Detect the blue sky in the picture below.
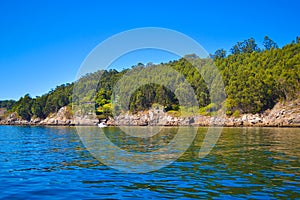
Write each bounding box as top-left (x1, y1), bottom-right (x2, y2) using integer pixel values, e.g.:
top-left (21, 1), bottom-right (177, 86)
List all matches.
top-left (0, 0), bottom-right (299, 100)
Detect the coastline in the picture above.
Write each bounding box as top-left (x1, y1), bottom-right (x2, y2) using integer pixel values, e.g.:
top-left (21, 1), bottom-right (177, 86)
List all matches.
top-left (1, 100), bottom-right (299, 128)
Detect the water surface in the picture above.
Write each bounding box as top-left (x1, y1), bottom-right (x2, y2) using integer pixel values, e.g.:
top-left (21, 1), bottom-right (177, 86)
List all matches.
top-left (0, 126), bottom-right (299, 199)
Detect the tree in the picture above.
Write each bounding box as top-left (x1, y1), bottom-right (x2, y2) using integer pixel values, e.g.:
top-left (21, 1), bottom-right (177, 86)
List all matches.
top-left (0, 100), bottom-right (15, 109)
top-left (230, 38), bottom-right (260, 54)
top-left (12, 94), bottom-right (33, 121)
top-left (31, 95), bottom-right (48, 118)
top-left (213, 49), bottom-right (227, 59)
top-left (230, 42), bottom-right (241, 54)
top-left (263, 36), bottom-right (278, 50)
top-left (5, 36), bottom-right (300, 120)
top-left (242, 38), bottom-right (260, 53)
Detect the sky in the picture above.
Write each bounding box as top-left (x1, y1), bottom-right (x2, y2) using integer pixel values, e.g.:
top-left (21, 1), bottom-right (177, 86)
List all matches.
top-left (0, 0), bottom-right (299, 100)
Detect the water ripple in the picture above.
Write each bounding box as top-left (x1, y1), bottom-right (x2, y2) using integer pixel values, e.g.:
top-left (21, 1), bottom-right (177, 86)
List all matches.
top-left (0, 126), bottom-right (299, 199)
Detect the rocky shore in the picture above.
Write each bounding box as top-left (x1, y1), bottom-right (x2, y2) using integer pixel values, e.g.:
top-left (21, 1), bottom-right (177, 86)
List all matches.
top-left (107, 100), bottom-right (300, 127)
top-left (1, 100), bottom-right (300, 127)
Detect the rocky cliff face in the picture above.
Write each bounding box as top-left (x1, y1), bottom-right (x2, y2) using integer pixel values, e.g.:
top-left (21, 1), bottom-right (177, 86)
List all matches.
top-left (38, 106), bottom-right (74, 125)
top-left (1, 100), bottom-right (299, 127)
top-left (235, 100), bottom-right (300, 127)
top-left (107, 100), bottom-right (300, 127)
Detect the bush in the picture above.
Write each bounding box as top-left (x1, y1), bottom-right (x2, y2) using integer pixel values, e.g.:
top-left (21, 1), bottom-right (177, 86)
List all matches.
top-left (199, 103), bottom-right (218, 115)
top-left (232, 110), bottom-right (240, 117)
top-left (167, 110), bottom-right (181, 117)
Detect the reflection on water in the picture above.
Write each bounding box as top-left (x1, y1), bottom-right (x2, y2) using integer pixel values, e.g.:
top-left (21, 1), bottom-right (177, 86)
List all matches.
top-left (77, 126), bottom-right (200, 173)
top-left (0, 126), bottom-right (299, 199)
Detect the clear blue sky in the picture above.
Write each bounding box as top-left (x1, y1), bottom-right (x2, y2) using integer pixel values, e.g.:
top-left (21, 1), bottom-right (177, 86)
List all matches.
top-left (0, 0), bottom-right (299, 100)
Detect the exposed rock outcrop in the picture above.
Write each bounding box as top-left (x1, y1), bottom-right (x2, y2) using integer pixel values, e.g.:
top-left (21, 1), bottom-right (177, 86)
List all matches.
top-left (39, 107), bottom-right (74, 125)
top-left (0, 106), bottom-right (98, 126)
top-left (0, 100), bottom-right (299, 127)
top-left (107, 100), bottom-right (300, 127)
top-left (0, 112), bottom-right (29, 125)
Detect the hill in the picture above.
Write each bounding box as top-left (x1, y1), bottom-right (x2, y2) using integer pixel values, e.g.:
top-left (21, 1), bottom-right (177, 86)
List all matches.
top-left (1, 36), bottom-right (299, 124)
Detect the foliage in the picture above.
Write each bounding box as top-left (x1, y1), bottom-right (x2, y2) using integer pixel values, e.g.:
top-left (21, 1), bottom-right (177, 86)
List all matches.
top-left (217, 37), bottom-right (300, 114)
top-left (213, 49), bottom-right (227, 59)
top-left (0, 100), bottom-right (15, 110)
top-left (263, 36), bottom-right (278, 50)
top-left (199, 103), bottom-right (218, 116)
top-left (6, 36), bottom-right (300, 120)
top-left (11, 84), bottom-right (73, 121)
top-left (232, 110), bottom-right (241, 118)
top-left (167, 110), bottom-right (181, 117)
top-left (230, 38), bottom-right (260, 54)
top-left (11, 94), bottom-right (33, 121)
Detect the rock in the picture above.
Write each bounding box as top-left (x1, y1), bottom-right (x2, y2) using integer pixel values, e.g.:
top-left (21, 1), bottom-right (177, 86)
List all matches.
top-left (33, 117), bottom-right (41, 123)
top-left (249, 117), bottom-right (262, 124)
top-left (241, 115), bottom-right (248, 122)
top-left (1, 99), bottom-right (300, 127)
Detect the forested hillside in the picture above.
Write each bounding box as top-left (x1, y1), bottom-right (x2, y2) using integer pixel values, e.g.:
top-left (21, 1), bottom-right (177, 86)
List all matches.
top-left (216, 37), bottom-right (300, 115)
top-left (4, 36), bottom-right (299, 121)
top-left (0, 100), bottom-right (15, 110)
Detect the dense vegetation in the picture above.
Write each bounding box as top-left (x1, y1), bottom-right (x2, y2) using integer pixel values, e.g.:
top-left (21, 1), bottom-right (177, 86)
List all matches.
top-left (217, 37), bottom-right (300, 115)
top-left (4, 36), bottom-right (300, 120)
top-left (10, 84), bottom-right (73, 120)
top-left (0, 100), bottom-right (15, 110)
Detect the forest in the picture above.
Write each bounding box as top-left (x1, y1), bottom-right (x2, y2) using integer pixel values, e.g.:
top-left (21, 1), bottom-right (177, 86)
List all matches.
top-left (2, 36), bottom-right (299, 120)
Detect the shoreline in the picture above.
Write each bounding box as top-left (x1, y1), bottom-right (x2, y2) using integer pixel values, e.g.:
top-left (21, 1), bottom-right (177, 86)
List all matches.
top-left (1, 123), bottom-right (300, 128)
top-left (1, 100), bottom-right (299, 128)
